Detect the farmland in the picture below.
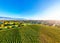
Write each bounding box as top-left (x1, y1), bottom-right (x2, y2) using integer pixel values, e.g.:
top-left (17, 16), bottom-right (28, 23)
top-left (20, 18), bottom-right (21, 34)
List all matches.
top-left (0, 20), bottom-right (60, 43)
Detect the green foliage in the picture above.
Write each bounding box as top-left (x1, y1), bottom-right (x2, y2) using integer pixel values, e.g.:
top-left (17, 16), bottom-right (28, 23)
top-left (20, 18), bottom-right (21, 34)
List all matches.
top-left (0, 29), bottom-right (21, 43)
top-left (0, 25), bottom-right (40, 43)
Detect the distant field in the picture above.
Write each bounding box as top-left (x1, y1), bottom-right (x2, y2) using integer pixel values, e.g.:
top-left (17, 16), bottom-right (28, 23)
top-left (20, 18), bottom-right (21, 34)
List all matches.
top-left (0, 24), bottom-right (60, 43)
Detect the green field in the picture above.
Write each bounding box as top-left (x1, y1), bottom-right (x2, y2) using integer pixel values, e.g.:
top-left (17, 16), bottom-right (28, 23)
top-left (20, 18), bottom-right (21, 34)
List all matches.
top-left (0, 24), bottom-right (40, 43)
top-left (0, 24), bottom-right (60, 43)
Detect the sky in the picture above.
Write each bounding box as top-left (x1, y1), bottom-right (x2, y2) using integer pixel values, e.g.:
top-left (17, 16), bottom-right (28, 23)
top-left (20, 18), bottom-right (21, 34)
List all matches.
top-left (0, 0), bottom-right (60, 20)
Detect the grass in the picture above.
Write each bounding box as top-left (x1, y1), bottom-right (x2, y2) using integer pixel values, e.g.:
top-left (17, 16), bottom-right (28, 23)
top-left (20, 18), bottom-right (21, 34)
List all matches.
top-left (40, 24), bottom-right (60, 43)
top-left (0, 24), bottom-right (40, 43)
top-left (0, 24), bottom-right (60, 43)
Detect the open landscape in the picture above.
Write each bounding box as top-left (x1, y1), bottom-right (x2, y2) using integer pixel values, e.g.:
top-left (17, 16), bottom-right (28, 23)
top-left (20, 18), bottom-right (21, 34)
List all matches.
top-left (0, 20), bottom-right (40, 43)
top-left (0, 20), bottom-right (60, 43)
top-left (0, 0), bottom-right (60, 43)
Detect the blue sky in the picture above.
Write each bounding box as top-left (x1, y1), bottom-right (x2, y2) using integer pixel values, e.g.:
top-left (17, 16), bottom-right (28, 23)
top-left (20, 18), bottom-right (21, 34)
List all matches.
top-left (0, 0), bottom-right (60, 20)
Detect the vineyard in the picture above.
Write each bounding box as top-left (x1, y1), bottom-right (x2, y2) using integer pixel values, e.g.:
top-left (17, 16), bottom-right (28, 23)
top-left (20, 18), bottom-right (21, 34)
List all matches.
top-left (0, 21), bottom-right (60, 43)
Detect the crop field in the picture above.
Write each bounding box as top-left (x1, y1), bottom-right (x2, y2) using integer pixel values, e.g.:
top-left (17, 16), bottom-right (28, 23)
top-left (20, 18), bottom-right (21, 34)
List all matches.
top-left (0, 21), bottom-right (60, 43)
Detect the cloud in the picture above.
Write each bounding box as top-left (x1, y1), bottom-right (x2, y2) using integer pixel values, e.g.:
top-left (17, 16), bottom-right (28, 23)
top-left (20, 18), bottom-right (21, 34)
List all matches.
top-left (31, 3), bottom-right (60, 20)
